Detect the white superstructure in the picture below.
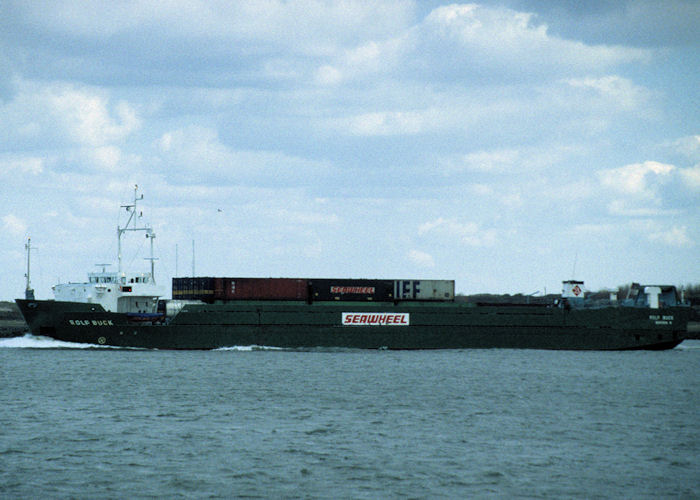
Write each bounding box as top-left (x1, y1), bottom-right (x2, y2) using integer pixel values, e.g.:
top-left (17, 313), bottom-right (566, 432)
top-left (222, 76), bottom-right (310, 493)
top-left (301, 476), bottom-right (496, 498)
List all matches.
top-left (52, 186), bottom-right (165, 313)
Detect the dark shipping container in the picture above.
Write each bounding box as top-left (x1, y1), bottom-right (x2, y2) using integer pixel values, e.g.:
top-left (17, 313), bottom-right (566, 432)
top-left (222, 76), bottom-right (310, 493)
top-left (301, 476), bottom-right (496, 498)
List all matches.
top-left (223, 278), bottom-right (308, 301)
top-left (308, 279), bottom-right (394, 301)
top-left (172, 277), bottom-right (217, 302)
top-left (174, 277), bottom-right (308, 301)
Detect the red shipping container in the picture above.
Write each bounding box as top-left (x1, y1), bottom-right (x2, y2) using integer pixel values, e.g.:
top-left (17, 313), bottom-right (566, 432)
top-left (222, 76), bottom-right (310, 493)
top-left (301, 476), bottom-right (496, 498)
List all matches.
top-left (213, 277), bottom-right (224, 300)
top-left (222, 278), bottom-right (308, 301)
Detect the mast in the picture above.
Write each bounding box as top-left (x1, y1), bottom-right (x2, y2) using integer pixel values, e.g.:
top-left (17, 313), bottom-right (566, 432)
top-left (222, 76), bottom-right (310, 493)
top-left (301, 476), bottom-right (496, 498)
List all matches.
top-left (117, 185), bottom-right (158, 283)
top-left (24, 237), bottom-right (35, 300)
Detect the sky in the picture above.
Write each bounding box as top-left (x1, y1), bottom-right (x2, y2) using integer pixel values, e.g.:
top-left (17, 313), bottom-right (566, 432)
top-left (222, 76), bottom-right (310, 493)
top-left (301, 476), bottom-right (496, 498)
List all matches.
top-left (1, 0), bottom-right (698, 300)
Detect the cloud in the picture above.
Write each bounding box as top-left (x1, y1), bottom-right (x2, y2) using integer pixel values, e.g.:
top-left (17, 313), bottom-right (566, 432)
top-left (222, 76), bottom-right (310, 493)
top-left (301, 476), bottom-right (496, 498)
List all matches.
top-left (671, 135), bottom-right (700, 160)
top-left (565, 76), bottom-right (652, 110)
top-left (5, 1), bottom-right (415, 86)
top-left (606, 200), bottom-right (678, 217)
top-left (598, 161), bottom-right (675, 197)
top-left (0, 156), bottom-right (44, 177)
top-left (0, 81), bottom-right (140, 148)
top-left (89, 145), bottom-right (133, 172)
top-left (338, 109), bottom-right (436, 136)
top-left (48, 90), bottom-right (140, 146)
top-left (408, 249), bottom-right (435, 268)
top-left (648, 226), bottom-right (692, 247)
top-left (268, 208), bottom-right (339, 226)
top-left (419, 217), bottom-right (496, 247)
top-left (307, 3), bottom-right (652, 94)
top-left (314, 65), bottom-right (343, 86)
top-left (2, 214), bottom-right (27, 236)
top-left (9, 0), bottom-right (410, 44)
top-left (410, 4), bottom-right (649, 81)
top-left (438, 145), bottom-right (578, 175)
top-left (156, 125), bottom-right (333, 185)
top-left (521, 0), bottom-right (700, 48)
top-left (597, 160), bottom-right (700, 218)
top-left (678, 165), bottom-right (700, 190)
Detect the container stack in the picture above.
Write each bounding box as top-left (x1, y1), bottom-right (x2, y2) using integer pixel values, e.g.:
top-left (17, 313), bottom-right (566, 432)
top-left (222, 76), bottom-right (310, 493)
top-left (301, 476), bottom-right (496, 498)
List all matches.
top-left (172, 277), bottom-right (455, 303)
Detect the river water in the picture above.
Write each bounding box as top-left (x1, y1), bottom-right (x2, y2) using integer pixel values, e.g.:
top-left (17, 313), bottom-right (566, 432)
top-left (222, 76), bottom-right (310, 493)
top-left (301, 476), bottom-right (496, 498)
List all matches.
top-left (1, 336), bottom-right (698, 499)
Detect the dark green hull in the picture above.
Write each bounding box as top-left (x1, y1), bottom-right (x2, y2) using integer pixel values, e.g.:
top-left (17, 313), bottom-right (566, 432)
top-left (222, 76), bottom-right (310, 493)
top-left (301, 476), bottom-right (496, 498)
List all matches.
top-left (15, 299), bottom-right (689, 350)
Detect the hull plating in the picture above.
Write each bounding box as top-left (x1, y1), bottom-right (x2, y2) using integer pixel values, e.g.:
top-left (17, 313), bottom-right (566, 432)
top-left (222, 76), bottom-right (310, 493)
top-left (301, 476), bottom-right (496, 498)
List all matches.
top-left (16, 299), bottom-right (688, 351)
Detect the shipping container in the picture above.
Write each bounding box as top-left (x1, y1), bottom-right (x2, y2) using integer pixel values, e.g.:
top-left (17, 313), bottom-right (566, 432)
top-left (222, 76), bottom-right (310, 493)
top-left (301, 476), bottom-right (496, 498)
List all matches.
top-left (174, 277), bottom-right (308, 301)
top-left (223, 278), bottom-right (308, 301)
top-left (172, 277), bottom-right (217, 302)
top-left (308, 279), bottom-right (394, 302)
top-left (393, 280), bottom-right (455, 301)
top-left (174, 277), bottom-right (454, 303)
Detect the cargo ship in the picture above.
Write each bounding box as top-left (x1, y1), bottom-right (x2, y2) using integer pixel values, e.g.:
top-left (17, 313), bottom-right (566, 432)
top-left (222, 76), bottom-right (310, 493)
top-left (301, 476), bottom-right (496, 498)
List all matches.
top-left (15, 187), bottom-right (692, 350)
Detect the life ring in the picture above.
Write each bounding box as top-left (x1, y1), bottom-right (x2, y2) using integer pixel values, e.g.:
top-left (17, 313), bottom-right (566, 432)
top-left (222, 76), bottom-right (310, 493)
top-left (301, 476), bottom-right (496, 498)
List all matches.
top-left (97, 336), bottom-right (107, 345)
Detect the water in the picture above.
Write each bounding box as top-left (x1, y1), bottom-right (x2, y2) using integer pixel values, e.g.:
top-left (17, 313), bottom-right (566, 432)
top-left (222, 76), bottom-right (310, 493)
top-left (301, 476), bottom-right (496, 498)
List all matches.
top-left (1, 336), bottom-right (698, 499)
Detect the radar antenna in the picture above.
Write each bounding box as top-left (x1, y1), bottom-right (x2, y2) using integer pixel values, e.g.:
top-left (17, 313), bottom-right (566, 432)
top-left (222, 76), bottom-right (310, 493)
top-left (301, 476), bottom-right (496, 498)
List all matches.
top-left (117, 185), bottom-right (158, 284)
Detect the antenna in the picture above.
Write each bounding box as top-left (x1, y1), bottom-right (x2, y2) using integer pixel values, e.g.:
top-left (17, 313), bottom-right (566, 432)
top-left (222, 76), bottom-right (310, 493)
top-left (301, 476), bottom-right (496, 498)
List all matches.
top-left (95, 263), bottom-right (111, 273)
top-left (24, 237), bottom-right (36, 300)
top-left (192, 240), bottom-right (195, 277)
top-left (117, 185), bottom-right (158, 283)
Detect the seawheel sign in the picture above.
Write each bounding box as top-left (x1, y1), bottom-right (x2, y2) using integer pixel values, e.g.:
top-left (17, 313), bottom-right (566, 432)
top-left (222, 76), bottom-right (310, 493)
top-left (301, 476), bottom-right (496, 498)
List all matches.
top-left (342, 312), bottom-right (410, 326)
top-left (572, 285), bottom-right (582, 296)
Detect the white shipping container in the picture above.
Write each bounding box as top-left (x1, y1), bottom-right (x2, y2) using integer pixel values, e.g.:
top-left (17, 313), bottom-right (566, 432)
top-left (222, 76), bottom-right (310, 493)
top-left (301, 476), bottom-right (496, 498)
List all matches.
top-left (394, 280), bottom-right (455, 301)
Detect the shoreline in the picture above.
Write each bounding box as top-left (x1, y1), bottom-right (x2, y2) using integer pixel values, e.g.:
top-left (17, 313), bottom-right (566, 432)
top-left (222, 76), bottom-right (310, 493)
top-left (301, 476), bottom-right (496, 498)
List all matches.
top-left (0, 301), bottom-right (27, 337)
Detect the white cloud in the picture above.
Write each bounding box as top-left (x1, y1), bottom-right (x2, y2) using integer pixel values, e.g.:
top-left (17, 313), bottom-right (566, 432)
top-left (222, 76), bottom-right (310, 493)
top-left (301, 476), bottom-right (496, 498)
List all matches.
top-left (2, 214), bottom-right (27, 236)
top-left (341, 110), bottom-right (432, 136)
top-left (678, 165), bottom-right (700, 190)
top-left (0, 81), bottom-right (140, 148)
top-left (443, 149), bottom-right (520, 172)
top-left (307, 3), bottom-right (651, 90)
top-left (48, 90), bottom-right (140, 146)
top-left (90, 146), bottom-right (128, 172)
top-left (156, 126), bottom-right (332, 184)
top-left (0, 156), bottom-right (44, 176)
top-left (315, 65), bottom-right (343, 85)
top-left (606, 200), bottom-right (677, 217)
top-left (15, 1), bottom-right (415, 55)
top-left (419, 217), bottom-right (496, 247)
top-left (648, 226), bottom-right (692, 247)
top-left (438, 145), bottom-right (575, 174)
top-left (598, 161), bottom-right (675, 197)
top-left (415, 4), bottom-right (649, 78)
top-left (566, 76), bottom-right (652, 110)
top-left (269, 208), bottom-right (339, 226)
top-left (672, 135), bottom-right (700, 159)
top-left (569, 223), bottom-right (616, 237)
top-left (408, 249), bottom-right (435, 268)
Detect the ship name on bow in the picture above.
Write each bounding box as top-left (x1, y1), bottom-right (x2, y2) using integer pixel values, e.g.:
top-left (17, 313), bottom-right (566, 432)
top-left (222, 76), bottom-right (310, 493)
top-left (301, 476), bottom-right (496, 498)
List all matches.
top-left (68, 319), bottom-right (114, 326)
top-left (649, 314), bottom-right (673, 325)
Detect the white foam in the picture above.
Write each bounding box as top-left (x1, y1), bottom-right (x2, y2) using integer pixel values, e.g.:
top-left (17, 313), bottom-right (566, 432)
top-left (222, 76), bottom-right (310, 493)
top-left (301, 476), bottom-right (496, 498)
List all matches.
top-left (676, 339), bottom-right (700, 350)
top-left (215, 345), bottom-right (283, 351)
top-left (0, 334), bottom-right (104, 349)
